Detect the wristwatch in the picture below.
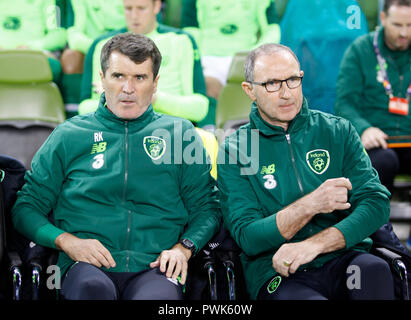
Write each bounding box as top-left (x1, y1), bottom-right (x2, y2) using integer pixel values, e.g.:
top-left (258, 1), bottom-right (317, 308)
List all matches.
top-left (179, 238), bottom-right (196, 255)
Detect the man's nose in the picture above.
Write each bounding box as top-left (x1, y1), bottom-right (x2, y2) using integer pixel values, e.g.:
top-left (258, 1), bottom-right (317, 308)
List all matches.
top-left (399, 25), bottom-right (409, 37)
top-left (122, 79), bottom-right (135, 94)
top-left (278, 82), bottom-right (291, 98)
top-left (131, 8), bottom-right (140, 20)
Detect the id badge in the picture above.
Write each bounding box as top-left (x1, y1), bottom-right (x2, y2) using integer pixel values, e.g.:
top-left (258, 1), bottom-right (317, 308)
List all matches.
top-left (389, 97), bottom-right (409, 116)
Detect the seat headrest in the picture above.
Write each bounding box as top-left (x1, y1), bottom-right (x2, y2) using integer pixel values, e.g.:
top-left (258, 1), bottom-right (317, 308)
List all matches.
top-left (0, 50), bottom-right (52, 84)
top-left (226, 51), bottom-right (249, 83)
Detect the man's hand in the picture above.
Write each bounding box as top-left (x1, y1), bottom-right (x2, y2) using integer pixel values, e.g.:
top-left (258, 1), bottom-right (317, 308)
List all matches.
top-left (55, 232), bottom-right (116, 269)
top-left (306, 177), bottom-right (352, 214)
top-left (361, 127), bottom-right (388, 150)
top-left (149, 243), bottom-right (191, 285)
top-left (272, 227), bottom-right (345, 277)
top-left (272, 241), bottom-right (321, 277)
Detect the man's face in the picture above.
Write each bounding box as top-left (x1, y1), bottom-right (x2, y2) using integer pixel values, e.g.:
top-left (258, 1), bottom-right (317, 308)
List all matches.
top-left (380, 5), bottom-right (411, 51)
top-left (123, 0), bottom-right (161, 34)
top-left (242, 51), bottom-right (304, 131)
top-left (100, 51), bottom-right (158, 120)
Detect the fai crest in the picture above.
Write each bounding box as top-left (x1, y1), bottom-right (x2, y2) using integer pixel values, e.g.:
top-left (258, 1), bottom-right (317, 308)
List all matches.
top-left (143, 136), bottom-right (166, 160)
top-left (306, 149), bottom-right (330, 174)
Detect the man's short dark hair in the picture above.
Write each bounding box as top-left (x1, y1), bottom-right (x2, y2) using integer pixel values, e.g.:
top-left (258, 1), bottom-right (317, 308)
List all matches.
top-left (244, 43), bottom-right (300, 82)
top-left (383, 0), bottom-right (411, 13)
top-left (100, 32), bottom-right (162, 79)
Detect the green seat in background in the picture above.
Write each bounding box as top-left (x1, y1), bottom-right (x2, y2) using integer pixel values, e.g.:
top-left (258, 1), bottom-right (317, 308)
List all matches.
top-left (0, 50), bottom-right (66, 168)
top-left (215, 51), bottom-right (251, 143)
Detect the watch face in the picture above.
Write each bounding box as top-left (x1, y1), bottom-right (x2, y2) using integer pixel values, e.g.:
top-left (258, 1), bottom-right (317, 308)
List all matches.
top-left (181, 239), bottom-right (194, 250)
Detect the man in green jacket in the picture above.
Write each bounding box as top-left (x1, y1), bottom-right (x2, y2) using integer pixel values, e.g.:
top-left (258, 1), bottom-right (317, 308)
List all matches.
top-left (79, 0), bottom-right (212, 127)
top-left (335, 0), bottom-right (411, 249)
top-left (218, 43), bottom-right (394, 300)
top-left (12, 33), bottom-right (220, 300)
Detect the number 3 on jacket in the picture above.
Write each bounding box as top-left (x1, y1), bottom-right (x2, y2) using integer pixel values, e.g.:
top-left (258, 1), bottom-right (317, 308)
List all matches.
top-left (263, 174), bottom-right (277, 190)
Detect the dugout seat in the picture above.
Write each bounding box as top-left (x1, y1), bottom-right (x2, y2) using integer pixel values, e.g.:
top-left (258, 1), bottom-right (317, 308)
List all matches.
top-left (215, 51), bottom-right (251, 143)
top-left (0, 50), bottom-right (66, 169)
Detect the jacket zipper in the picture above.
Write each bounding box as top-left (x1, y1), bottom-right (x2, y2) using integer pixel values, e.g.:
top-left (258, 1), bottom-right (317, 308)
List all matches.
top-left (123, 121), bottom-right (131, 271)
top-left (285, 134), bottom-right (304, 196)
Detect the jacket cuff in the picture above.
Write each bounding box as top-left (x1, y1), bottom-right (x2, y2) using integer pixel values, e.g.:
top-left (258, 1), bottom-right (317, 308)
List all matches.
top-left (34, 224), bottom-right (66, 249)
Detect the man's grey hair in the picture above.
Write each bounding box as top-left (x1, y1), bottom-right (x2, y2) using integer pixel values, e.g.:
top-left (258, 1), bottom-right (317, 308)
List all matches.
top-left (244, 43), bottom-right (301, 82)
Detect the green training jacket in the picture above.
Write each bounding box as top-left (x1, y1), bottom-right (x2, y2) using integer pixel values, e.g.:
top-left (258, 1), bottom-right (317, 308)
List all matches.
top-left (217, 99), bottom-right (390, 299)
top-left (181, 0), bottom-right (280, 57)
top-left (0, 0), bottom-right (66, 51)
top-left (335, 28), bottom-right (411, 137)
top-left (12, 93), bottom-right (221, 277)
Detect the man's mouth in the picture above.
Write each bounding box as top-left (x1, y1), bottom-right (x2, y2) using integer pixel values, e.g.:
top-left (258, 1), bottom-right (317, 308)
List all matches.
top-left (120, 99), bottom-right (136, 105)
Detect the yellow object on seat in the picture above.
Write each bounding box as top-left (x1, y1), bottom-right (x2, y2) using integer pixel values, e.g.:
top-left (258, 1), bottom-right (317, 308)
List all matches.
top-left (195, 127), bottom-right (218, 180)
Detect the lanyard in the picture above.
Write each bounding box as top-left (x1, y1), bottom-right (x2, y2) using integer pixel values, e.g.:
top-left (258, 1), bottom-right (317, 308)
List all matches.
top-left (373, 27), bottom-right (411, 100)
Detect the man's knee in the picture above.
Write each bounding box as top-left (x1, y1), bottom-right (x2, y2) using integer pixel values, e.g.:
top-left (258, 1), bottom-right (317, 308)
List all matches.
top-left (347, 253), bottom-right (394, 300)
top-left (61, 263), bottom-right (118, 300)
top-left (368, 148), bottom-right (400, 173)
top-left (205, 76), bottom-right (224, 100)
top-left (60, 49), bottom-right (85, 74)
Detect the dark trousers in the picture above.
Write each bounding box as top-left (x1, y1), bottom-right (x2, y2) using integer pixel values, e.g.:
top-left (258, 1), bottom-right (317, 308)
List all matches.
top-left (60, 262), bottom-right (184, 300)
top-left (258, 251), bottom-right (395, 300)
top-left (367, 148), bottom-right (411, 193)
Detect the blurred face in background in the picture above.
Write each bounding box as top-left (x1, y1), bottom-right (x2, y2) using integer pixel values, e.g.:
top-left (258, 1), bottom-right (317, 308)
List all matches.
top-left (123, 0), bottom-right (162, 35)
top-left (380, 4), bottom-right (411, 51)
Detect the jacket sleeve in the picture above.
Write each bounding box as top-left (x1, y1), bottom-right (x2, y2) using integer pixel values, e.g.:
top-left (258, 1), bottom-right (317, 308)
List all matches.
top-left (66, 0), bottom-right (93, 53)
top-left (12, 128), bottom-right (67, 249)
top-left (178, 123), bottom-right (221, 253)
top-left (254, 0), bottom-right (281, 48)
top-left (152, 32), bottom-right (209, 122)
top-left (80, 37), bottom-right (99, 101)
top-left (335, 41), bottom-right (371, 137)
top-left (26, 0), bottom-right (67, 51)
top-left (217, 133), bottom-right (286, 257)
top-left (333, 120), bottom-right (391, 248)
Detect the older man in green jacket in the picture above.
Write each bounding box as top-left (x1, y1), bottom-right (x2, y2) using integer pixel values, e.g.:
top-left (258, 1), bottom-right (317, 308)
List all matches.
top-left (218, 43), bottom-right (394, 300)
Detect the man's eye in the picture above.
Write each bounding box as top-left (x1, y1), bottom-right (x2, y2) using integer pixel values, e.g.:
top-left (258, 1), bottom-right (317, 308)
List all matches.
top-left (267, 80), bottom-right (281, 86)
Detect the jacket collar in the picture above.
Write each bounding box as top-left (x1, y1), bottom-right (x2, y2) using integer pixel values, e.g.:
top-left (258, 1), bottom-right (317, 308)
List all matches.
top-left (95, 93), bottom-right (157, 133)
top-left (249, 97), bottom-right (310, 137)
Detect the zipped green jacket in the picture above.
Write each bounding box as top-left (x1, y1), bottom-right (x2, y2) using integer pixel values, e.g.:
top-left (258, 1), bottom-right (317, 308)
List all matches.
top-left (335, 28), bottom-right (411, 137)
top-left (217, 100), bottom-right (390, 299)
top-left (12, 93), bottom-right (221, 277)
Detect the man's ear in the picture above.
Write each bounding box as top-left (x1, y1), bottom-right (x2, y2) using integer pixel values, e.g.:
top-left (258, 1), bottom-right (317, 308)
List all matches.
top-left (241, 81), bottom-right (256, 101)
top-left (380, 10), bottom-right (386, 27)
top-left (154, 0), bottom-right (162, 15)
top-left (153, 74), bottom-right (159, 94)
top-left (99, 70), bottom-right (105, 90)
